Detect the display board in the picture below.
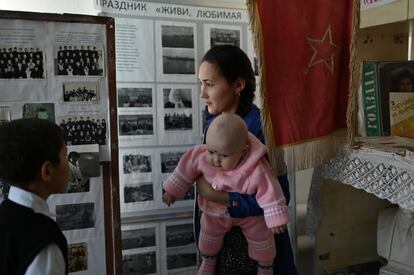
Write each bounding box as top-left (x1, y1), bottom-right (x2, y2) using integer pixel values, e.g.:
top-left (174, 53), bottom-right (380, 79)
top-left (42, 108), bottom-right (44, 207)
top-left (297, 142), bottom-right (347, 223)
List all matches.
top-left (0, 11), bottom-right (120, 275)
top-left (96, 1), bottom-right (255, 274)
top-left (97, 0), bottom-right (255, 216)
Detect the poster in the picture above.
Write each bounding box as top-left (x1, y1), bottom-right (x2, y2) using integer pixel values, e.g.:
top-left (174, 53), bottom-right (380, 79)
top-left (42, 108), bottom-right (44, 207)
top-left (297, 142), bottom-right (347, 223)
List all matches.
top-left (98, 1), bottom-right (249, 273)
top-left (0, 14), bottom-right (113, 275)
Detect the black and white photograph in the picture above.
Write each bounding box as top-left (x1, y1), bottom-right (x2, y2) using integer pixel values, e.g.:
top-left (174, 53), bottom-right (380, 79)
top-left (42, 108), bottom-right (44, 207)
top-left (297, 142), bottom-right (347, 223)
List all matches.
top-left (162, 25), bottom-right (194, 48)
top-left (122, 227), bottom-right (156, 250)
top-left (210, 27), bottom-right (240, 47)
top-left (123, 252), bottom-right (156, 275)
top-left (161, 25), bottom-right (195, 75)
top-left (59, 115), bottom-right (107, 145)
top-left (23, 103), bottom-right (55, 122)
top-left (162, 48), bottom-right (195, 75)
top-left (163, 88), bottom-right (192, 109)
top-left (119, 114), bottom-right (153, 136)
top-left (118, 87), bottom-right (152, 108)
top-left (164, 112), bottom-right (192, 131)
top-left (56, 202), bottom-right (95, 231)
top-left (67, 162), bottom-right (90, 194)
top-left (68, 145), bottom-right (100, 177)
top-left (0, 106), bottom-right (11, 125)
top-left (160, 151), bottom-right (185, 173)
top-left (167, 247), bottom-right (197, 270)
top-left (124, 183), bottom-right (154, 203)
top-left (63, 82), bottom-right (99, 103)
top-left (123, 154), bottom-right (152, 174)
top-left (68, 242), bottom-right (88, 273)
top-left (166, 223), bottom-right (195, 248)
top-left (66, 144), bottom-right (100, 193)
top-left (54, 44), bottom-right (104, 76)
top-left (0, 46), bottom-right (45, 79)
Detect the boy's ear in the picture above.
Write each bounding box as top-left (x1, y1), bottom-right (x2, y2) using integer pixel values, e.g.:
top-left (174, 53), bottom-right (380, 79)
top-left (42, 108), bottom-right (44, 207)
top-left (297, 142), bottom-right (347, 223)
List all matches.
top-left (40, 161), bottom-right (54, 182)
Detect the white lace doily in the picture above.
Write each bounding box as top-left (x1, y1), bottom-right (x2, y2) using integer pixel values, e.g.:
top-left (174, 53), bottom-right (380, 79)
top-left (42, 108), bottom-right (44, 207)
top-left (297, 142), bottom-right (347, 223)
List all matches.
top-left (321, 148), bottom-right (414, 211)
top-left (306, 148), bottom-right (414, 236)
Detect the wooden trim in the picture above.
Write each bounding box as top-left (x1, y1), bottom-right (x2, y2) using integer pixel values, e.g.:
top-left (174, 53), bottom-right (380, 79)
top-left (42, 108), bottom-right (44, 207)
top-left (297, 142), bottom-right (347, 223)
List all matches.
top-left (102, 162), bottom-right (114, 275)
top-left (105, 18), bottom-right (122, 275)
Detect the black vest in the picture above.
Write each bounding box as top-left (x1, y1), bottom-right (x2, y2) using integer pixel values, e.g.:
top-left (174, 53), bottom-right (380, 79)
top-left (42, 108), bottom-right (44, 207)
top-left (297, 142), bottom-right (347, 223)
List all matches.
top-left (0, 199), bottom-right (68, 275)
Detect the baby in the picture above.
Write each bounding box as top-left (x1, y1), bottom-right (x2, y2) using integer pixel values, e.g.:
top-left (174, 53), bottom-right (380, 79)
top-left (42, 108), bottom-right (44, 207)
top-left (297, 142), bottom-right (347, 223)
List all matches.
top-left (163, 113), bottom-right (289, 275)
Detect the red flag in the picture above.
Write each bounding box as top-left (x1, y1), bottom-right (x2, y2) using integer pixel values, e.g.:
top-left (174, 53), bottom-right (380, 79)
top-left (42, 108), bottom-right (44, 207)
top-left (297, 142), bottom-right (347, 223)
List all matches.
top-left (248, 0), bottom-right (354, 174)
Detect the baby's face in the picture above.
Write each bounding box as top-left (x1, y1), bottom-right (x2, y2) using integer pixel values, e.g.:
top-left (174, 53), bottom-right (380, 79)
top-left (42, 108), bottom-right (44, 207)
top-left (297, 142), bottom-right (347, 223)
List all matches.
top-left (205, 138), bottom-right (245, 171)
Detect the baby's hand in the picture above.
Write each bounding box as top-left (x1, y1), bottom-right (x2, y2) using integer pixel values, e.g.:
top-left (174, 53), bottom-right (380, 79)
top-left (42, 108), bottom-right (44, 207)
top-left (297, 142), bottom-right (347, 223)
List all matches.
top-left (163, 192), bottom-right (176, 207)
top-left (270, 225), bottom-right (286, 234)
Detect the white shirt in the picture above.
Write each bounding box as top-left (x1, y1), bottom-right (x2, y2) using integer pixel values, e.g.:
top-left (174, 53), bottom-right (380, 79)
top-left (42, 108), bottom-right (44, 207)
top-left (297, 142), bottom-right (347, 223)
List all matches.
top-left (8, 186), bottom-right (66, 275)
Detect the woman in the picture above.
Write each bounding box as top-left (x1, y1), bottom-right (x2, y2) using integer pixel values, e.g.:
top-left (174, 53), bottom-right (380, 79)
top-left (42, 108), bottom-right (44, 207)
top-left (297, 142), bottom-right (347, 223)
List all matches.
top-left (196, 45), bottom-right (297, 274)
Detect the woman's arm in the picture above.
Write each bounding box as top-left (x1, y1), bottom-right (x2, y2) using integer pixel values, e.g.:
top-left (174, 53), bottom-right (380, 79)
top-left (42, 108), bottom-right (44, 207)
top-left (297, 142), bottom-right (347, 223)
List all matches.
top-left (196, 175), bottom-right (230, 206)
top-left (195, 173), bottom-right (290, 218)
top-left (196, 175), bottom-right (264, 217)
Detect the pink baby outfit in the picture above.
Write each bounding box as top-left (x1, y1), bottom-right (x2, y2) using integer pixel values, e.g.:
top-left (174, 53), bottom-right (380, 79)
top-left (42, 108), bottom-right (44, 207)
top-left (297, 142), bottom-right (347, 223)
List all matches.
top-left (163, 133), bottom-right (290, 264)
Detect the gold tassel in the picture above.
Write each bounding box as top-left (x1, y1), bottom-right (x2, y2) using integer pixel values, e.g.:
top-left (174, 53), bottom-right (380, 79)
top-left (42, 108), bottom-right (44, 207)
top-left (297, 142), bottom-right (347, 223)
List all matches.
top-left (247, 0), bottom-right (282, 174)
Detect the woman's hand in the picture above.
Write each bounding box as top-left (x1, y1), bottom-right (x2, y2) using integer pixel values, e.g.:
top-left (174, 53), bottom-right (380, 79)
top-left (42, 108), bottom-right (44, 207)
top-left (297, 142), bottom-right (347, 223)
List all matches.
top-left (196, 175), bottom-right (230, 206)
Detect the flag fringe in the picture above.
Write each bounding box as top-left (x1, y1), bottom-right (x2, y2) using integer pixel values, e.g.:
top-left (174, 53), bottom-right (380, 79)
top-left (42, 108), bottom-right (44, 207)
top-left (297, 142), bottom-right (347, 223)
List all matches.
top-left (270, 131), bottom-right (348, 175)
top-left (247, 0), bottom-right (355, 175)
top-left (346, 0), bottom-right (361, 147)
top-left (246, 0), bottom-right (280, 173)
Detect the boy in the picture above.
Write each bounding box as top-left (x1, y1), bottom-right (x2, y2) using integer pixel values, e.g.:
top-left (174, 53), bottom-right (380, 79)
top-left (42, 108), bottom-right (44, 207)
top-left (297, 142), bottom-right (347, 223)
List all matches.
top-left (0, 119), bottom-right (69, 275)
top-left (163, 113), bottom-right (290, 275)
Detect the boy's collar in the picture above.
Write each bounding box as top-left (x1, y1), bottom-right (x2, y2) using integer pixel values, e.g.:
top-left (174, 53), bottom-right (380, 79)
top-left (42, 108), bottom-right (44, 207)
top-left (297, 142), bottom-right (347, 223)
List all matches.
top-left (8, 186), bottom-right (53, 217)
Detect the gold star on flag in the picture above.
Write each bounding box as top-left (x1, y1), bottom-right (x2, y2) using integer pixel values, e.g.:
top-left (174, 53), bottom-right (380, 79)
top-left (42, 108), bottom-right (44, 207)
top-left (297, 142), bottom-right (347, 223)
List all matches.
top-left (307, 25), bottom-right (340, 73)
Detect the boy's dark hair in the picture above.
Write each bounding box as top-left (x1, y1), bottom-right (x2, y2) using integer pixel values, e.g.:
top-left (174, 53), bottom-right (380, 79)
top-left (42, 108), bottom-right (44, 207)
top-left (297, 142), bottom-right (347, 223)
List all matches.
top-left (201, 45), bottom-right (256, 117)
top-left (0, 119), bottom-right (65, 186)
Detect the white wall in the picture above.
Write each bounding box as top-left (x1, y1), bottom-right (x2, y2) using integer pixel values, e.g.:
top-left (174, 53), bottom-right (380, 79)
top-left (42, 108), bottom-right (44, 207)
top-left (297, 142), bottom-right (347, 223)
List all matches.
top-left (0, 0), bottom-right (246, 14)
top-left (0, 0), bottom-right (96, 14)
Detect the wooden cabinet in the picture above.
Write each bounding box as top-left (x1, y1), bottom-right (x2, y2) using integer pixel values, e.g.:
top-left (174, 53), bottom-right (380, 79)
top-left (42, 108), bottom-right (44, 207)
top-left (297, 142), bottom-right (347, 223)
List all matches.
top-left (316, 180), bottom-right (391, 274)
top-left (314, 2), bottom-right (414, 274)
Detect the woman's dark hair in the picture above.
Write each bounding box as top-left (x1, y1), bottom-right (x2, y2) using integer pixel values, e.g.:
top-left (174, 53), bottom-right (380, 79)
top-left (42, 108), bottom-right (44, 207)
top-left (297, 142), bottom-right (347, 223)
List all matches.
top-left (201, 45), bottom-right (256, 117)
top-left (0, 119), bottom-right (65, 185)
